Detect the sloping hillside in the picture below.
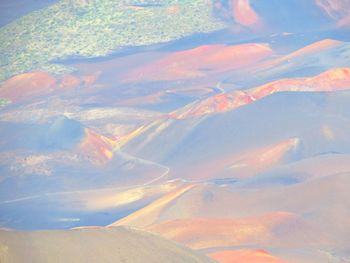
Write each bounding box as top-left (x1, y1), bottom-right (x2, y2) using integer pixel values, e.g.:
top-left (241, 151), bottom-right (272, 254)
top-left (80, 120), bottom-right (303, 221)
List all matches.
top-left (0, 226), bottom-right (213, 263)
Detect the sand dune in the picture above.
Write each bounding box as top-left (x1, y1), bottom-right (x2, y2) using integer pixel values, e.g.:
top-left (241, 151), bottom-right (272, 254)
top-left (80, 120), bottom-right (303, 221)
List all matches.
top-left (231, 0), bottom-right (262, 28)
top-left (0, 71), bottom-right (56, 102)
top-left (113, 173), bottom-right (350, 255)
top-left (146, 212), bottom-right (309, 250)
top-left (207, 249), bottom-right (289, 263)
top-left (123, 43), bottom-right (272, 82)
top-left (0, 226), bottom-right (213, 263)
top-left (174, 67), bottom-right (350, 119)
top-left (110, 184), bottom-right (195, 228)
top-left (78, 128), bottom-right (118, 165)
top-left (264, 39), bottom-right (343, 69)
top-left (167, 137), bottom-right (301, 181)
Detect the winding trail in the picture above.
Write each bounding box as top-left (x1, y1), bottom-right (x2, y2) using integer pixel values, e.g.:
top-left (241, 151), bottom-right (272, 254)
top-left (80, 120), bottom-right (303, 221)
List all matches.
top-left (0, 150), bottom-right (170, 205)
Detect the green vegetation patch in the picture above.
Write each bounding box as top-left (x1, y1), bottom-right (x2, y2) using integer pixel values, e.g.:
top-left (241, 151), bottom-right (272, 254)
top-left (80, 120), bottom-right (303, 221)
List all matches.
top-left (0, 98), bottom-right (12, 108)
top-left (0, 0), bottom-right (226, 81)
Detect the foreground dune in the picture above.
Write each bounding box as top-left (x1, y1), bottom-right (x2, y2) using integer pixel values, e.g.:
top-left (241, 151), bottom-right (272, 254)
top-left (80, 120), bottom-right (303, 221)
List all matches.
top-left (0, 227), bottom-right (213, 263)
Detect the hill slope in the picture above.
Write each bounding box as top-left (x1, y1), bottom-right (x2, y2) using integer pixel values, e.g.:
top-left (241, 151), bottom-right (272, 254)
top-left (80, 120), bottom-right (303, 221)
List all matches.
top-left (0, 226), bottom-right (213, 263)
